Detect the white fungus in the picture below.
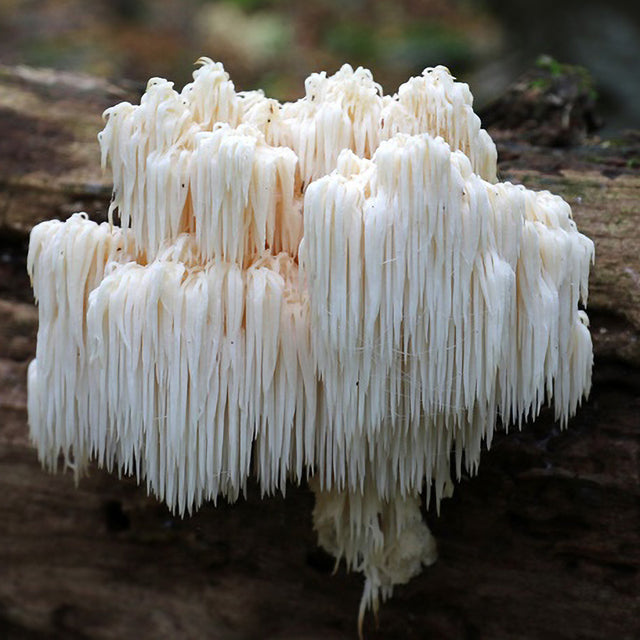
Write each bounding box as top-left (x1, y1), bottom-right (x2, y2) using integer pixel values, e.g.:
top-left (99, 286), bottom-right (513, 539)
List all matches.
top-left (27, 58), bottom-right (594, 632)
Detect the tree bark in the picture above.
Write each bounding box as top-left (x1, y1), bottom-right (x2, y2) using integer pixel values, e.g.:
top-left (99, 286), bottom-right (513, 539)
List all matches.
top-left (0, 66), bottom-right (638, 640)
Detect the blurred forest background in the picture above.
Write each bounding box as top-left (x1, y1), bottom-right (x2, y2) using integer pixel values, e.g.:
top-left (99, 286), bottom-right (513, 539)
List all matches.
top-left (0, 0), bottom-right (638, 133)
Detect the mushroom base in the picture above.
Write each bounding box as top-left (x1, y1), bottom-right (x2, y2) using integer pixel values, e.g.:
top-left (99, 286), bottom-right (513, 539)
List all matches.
top-left (311, 478), bottom-right (437, 635)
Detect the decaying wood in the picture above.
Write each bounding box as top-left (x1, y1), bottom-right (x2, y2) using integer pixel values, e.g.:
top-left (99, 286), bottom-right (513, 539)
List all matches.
top-left (0, 66), bottom-right (638, 640)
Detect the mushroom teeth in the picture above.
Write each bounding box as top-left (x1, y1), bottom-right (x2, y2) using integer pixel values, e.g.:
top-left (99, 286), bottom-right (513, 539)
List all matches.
top-left (27, 58), bottom-right (594, 629)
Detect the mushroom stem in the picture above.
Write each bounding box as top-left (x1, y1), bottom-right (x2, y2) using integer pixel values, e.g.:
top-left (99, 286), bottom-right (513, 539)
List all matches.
top-left (311, 477), bottom-right (437, 637)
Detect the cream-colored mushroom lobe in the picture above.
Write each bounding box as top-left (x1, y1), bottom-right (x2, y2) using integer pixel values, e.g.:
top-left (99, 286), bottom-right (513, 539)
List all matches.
top-left (27, 58), bottom-right (594, 629)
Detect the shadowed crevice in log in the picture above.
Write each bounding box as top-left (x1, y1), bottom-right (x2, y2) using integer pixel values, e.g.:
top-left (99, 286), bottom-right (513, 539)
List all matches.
top-left (0, 227), bottom-right (31, 305)
top-left (103, 500), bottom-right (131, 533)
top-left (0, 107), bottom-right (75, 178)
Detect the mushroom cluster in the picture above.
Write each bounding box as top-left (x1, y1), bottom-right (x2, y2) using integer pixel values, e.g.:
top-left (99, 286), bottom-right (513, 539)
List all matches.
top-left (27, 58), bottom-right (594, 628)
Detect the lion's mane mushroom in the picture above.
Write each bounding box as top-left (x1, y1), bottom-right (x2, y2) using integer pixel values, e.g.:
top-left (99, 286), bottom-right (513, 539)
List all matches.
top-left (27, 58), bottom-right (594, 631)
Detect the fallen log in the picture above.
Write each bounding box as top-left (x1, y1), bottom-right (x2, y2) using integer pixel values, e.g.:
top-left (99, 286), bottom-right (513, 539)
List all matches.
top-left (0, 65), bottom-right (638, 640)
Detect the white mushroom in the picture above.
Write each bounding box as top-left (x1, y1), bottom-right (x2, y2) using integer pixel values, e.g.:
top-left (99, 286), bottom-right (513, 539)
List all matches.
top-left (27, 59), bottom-right (594, 633)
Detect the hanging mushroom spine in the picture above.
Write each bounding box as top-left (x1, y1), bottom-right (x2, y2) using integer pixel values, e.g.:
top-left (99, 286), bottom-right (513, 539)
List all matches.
top-left (27, 58), bottom-right (594, 632)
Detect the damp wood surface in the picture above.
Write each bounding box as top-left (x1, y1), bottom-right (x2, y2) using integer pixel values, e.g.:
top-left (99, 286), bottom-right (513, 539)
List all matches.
top-left (0, 65), bottom-right (638, 640)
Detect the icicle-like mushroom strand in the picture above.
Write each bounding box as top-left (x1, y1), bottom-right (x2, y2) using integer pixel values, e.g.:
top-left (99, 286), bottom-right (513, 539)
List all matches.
top-left (28, 58), bottom-right (594, 631)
